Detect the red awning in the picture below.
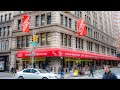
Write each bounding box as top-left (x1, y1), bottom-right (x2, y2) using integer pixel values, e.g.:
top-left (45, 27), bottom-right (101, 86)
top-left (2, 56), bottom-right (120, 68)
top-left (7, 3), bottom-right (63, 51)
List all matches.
top-left (16, 48), bottom-right (120, 61)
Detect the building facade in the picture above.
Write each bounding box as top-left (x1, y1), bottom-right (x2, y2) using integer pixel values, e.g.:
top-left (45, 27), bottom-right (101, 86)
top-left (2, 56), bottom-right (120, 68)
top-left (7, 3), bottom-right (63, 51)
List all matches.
top-left (113, 11), bottom-right (120, 54)
top-left (10, 11), bottom-right (119, 73)
top-left (0, 11), bottom-right (14, 71)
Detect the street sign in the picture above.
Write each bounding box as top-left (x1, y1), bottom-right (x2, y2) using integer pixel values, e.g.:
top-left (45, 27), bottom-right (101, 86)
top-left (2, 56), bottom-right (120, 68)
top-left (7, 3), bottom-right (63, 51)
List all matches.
top-left (30, 41), bottom-right (38, 46)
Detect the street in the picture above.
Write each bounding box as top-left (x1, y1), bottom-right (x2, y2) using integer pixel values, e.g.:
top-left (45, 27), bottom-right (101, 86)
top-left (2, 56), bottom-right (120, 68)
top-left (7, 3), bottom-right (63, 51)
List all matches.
top-left (0, 68), bottom-right (120, 79)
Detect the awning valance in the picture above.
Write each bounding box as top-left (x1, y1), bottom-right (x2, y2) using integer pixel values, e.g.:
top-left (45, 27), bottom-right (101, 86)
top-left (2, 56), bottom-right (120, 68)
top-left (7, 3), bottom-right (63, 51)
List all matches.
top-left (16, 48), bottom-right (120, 61)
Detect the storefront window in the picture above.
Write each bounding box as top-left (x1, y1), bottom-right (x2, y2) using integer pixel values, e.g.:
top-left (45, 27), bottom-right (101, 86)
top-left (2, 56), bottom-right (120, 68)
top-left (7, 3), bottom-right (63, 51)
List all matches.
top-left (41, 33), bottom-right (46, 46)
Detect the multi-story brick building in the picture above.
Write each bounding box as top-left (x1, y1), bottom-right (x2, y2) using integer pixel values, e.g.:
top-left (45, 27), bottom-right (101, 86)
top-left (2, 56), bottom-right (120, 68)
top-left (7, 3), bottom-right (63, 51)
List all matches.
top-left (0, 11), bottom-right (14, 71)
top-left (11, 11), bottom-right (119, 73)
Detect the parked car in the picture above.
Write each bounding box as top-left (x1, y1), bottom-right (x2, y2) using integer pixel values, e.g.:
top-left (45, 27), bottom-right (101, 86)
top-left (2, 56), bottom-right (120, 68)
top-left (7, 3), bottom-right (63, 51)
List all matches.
top-left (15, 68), bottom-right (59, 79)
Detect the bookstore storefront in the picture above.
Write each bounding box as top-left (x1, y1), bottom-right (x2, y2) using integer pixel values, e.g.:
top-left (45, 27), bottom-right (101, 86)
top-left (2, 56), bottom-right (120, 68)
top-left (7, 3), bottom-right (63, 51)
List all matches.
top-left (16, 48), bottom-right (120, 73)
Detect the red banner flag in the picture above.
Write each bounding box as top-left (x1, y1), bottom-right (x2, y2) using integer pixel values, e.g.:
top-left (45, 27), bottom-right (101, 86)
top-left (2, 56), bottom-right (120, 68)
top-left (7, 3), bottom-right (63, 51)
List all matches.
top-left (22, 13), bottom-right (30, 33)
top-left (77, 19), bottom-right (87, 36)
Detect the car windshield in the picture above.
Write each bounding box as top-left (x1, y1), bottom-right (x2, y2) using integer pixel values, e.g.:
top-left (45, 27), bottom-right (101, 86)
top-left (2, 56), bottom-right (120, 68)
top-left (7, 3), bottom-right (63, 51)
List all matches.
top-left (38, 69), bottom-right (48, 73)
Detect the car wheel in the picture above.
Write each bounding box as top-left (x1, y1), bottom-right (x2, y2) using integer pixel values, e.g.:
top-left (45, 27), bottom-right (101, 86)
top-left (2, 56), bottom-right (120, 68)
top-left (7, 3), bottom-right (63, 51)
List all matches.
top-left (18, 76), bottom-right (24, 79)
top-left (42, 77), bottom-right (48, 79)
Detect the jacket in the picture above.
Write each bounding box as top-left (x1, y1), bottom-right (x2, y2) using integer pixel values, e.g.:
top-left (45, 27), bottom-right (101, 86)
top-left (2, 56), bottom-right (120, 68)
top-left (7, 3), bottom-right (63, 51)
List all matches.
top-left (103, 71), bottom-right (118, 79)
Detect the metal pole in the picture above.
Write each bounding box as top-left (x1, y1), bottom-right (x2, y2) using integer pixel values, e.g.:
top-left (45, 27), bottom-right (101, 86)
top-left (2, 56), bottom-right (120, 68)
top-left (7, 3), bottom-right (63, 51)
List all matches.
top-left (31, 29), bottom-right (35, 68)
top-left (31, 45), bottom-right (34, 68)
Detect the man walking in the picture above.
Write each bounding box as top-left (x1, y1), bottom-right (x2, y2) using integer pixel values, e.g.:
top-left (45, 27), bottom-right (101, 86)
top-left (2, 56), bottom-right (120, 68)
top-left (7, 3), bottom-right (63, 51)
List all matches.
top-left (89, 66), bottom-right (94, 77)
top-left (103, 65), bottom-right (118, 79)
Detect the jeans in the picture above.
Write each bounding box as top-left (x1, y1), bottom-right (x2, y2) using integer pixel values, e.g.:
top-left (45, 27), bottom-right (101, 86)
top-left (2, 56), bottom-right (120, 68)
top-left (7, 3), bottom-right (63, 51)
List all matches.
top-left (89, 72), bottom-right (94, 77)
top-left (61, 72), bottom-right (64, 79)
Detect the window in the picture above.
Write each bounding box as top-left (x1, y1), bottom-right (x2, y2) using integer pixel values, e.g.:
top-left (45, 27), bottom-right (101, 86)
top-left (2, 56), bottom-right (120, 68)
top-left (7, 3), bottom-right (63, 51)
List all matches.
top-left (69, 18), bottom-right (71, 28)
top-left (85, 15), bottom-right (86, 20)
top-left (76, 38), bottom-right (78, 48)
top-left (7, 26), bottom-right (10, 36)
top-left (5, 14), bottom-right (7, 21)
top-left (81, 39), bottom-right (83, 49)
top-left (18, 19), bottom-right (21, 30)
top-left (1, 15), bottom-right (3, 22)
top-left (21, 36), bottom-right (25, 47)
top-left (80, 12), bottom-right (82, 18)
top-left (75, 21), bottom-right (77, 31)
top-left (63, 34), bottom-right (67, 46)
top-left (3, 27), bottom-right (6, 37)
top-left (78, 38), bottom-right (80, 48)
top-left (94, 32), bottom-right (96, 38)
top-left (41, 33), bottom-right (46, 46)
top-left (107, 48), bottom-right (110, 55)
top-left (41, 14), bottom-right (45, 26)
top-left (75, 11), bottom-right (76, 15)
top-left (47, 13), bottom-right (51, 24)
top-left (68, 35), bottom-right (71, 47)
top-left (65, 16), bottom-right (67, 27)
top-left (0, 28), bottom-right (1, 37)
top-left (9, 13), bottom-right (11, 20)
top-left (31, 69), bottom-right (38, 73)
top-left (61, 33), bottom-right (63, 45)
top-left (23, 69), bottom-right (31, 73)
top-left (46, 32), bottom-right (51, 45)
top-left (95, 44), bottom-right (99, 52)
top-left (35, 15), bottom-right (39, 26)
top-left (90, 29), bottom-right (92, 37)
top-left (5, 40), bottom-right (9, 50)
top-left (87, 41), bottom-right (92, 51)
top-left (17, 37), bottom-right (21, 48)
top-left (61, 33), bottom-right (71, 47)
top-left (26, 36), bottom-right (29, 47)
top-left (102, 46), bottom-right (105, 54)
top-left (77, 11), bottom-right (79, 17)
top-left (19, 11), bottom-right (24, 14)
top-left (1, 41), bottom-right (4, 50)
top-left (60, 14), bottom-right (63, 25)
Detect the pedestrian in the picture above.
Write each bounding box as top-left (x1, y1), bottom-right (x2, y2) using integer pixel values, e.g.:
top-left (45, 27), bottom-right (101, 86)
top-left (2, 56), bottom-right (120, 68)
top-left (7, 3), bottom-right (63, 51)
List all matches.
top-left (89, 66), bottom-right (94, 77)
top-left (61, 66), bottom-right (64, 79)
top-left (103, 65), bottom-right (118, 79)
top-left (11, 67), bottom-right (14, 75)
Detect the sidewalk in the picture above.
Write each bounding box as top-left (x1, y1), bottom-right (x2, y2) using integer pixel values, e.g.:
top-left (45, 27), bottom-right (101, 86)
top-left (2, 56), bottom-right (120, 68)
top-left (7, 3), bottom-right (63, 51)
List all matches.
top-left (64, 67), bottom-right (120, 79)
top-left (0, 72), bottom-right (15, 77)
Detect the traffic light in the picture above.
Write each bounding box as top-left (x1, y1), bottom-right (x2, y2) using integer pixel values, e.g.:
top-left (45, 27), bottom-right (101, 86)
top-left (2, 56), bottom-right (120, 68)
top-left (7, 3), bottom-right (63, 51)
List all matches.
top-left (32, 35), bottom-right (36, 42)
top-left (32, 35), bottom-right (39, 42)
top-left (35, 35), bottom-right (38, 42)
